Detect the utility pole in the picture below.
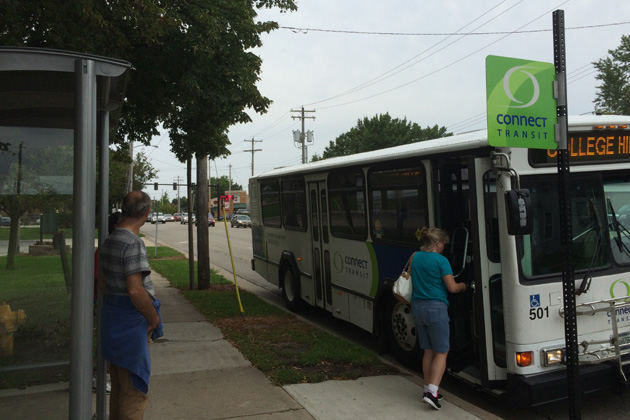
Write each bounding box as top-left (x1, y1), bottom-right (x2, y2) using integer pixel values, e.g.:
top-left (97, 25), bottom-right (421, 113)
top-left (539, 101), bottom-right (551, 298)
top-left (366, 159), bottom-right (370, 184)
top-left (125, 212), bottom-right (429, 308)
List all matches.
top-left (228, 164), bottom-right (232, 192)
top-left (173, 175), bottom-right (184, 213)
top-left (291, 106), bottom-right (315, 163)
top-left (244, 138), bottom-right (262, 176)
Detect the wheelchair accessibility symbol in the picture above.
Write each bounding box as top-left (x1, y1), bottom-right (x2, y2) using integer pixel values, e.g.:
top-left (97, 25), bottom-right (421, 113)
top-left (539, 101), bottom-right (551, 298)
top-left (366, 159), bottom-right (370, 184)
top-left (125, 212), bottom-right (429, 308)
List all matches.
top-left (530, 294), bottom-right (541, 308)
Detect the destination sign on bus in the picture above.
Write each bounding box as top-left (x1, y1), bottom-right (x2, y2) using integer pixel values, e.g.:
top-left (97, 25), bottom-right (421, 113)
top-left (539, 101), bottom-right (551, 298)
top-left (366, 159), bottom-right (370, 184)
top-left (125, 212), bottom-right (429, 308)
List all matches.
top-left (529, 130), bottom-right (630, 165)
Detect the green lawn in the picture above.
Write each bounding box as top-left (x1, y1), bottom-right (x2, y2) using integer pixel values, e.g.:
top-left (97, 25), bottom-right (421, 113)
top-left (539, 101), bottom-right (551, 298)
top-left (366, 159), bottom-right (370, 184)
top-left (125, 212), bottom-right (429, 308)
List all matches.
top-left (148, 248), bottom-right (397, 385)
top-left (0, 227), bottom-right (83, 241)
top-left (0, 244), bottom-right (396, 390)
top-left (0, 254), bottom-right (72, 388)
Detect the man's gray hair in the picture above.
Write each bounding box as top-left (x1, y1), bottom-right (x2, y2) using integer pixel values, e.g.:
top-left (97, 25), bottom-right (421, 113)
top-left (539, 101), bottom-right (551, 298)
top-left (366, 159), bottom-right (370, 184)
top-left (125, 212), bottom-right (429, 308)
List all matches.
top-left (121, 191), bottom-right (151, 219)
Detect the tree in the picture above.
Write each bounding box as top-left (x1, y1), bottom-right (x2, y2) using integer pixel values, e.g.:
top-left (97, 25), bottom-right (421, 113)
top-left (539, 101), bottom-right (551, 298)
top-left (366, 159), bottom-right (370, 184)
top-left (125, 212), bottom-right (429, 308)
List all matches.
top-left (1, 0), bottom-right (298, 288)
top-left (0, 142), bottom-right (70, 269)
top-left (210, 176), bottom-right (243, 198)
top-left (312, 113), bottom-right (450, 161)
top-left (593, 35), bottom-right (630, 115)
top-left (109, 148), bottom-right (158, 207)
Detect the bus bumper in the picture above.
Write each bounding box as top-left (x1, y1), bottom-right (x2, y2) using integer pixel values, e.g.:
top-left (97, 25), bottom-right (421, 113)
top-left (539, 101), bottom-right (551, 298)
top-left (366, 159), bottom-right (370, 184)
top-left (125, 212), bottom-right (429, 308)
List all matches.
top-left (507, 361), bottom-right (628, 407)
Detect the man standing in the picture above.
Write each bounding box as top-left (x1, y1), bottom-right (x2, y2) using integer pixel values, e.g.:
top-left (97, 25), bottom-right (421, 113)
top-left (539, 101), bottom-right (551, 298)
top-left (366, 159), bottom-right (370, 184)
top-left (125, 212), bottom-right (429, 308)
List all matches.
top-left (99, 191), bottom-right (162, 420)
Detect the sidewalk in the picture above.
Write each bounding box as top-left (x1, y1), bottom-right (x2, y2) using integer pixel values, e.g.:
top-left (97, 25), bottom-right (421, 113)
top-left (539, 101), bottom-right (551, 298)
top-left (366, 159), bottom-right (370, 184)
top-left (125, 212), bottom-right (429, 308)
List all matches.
top-left (0, 257), bottom-right (500, 419)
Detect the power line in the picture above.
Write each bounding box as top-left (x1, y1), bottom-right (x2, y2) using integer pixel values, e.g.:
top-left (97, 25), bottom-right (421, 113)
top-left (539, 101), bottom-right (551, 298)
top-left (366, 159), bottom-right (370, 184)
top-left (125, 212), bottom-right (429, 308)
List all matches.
top-left (280, 21), bottom-right (630, 37)
top-left (317, 0), bottom-right (571, 111)
top-left (305, 0), bottom-right (518, 107)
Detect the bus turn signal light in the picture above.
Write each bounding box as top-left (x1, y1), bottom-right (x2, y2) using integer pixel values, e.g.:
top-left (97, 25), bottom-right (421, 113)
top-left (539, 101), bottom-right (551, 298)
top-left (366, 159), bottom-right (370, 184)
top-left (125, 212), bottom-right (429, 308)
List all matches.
top-left (516, 351), bottom-right (533, 367)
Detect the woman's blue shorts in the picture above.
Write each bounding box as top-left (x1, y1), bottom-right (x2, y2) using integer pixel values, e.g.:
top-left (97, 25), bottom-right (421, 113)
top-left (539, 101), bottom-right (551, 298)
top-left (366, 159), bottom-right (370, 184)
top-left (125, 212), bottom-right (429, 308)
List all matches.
top-left (411, 299), bottom-right (450, 354)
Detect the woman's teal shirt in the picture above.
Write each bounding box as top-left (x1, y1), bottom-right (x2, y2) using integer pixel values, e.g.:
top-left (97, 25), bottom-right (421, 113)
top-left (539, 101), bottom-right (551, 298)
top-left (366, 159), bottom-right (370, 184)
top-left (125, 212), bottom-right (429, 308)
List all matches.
top-left (410, 251), bottom-right (453, 306)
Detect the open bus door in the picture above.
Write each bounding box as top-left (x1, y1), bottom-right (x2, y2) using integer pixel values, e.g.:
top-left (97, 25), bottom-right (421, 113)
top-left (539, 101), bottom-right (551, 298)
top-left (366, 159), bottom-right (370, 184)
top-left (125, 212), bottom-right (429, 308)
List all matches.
top-left (435, 159), bottom-right (477, 373)
top-left (309, 181), bottom-right (333, 312)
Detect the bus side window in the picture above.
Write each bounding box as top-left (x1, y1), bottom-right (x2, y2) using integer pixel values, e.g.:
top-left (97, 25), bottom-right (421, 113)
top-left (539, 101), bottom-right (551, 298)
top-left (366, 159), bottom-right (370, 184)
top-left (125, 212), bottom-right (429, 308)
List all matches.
top-left (368, 166), bottom-right (427, 246)
top-left (281, 178), bottom-right (307, 231)
top-left (328, 170), bottom-right (367, 240)
top-left (261, 179), bottom-right (281, 227)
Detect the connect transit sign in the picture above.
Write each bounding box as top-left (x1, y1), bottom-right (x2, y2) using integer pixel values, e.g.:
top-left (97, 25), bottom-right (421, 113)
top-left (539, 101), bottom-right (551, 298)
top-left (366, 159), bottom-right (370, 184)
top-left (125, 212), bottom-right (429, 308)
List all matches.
top-left (486, 55), bottom-right (557, 150)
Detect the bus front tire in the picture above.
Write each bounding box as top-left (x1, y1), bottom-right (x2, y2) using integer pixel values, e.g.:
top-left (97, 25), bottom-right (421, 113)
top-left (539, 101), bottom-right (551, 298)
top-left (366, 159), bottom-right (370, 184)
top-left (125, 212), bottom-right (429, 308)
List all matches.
top-left (281, 264), bottom-right (303, 312)
top-left (385, 295), bottom-right (422, 369)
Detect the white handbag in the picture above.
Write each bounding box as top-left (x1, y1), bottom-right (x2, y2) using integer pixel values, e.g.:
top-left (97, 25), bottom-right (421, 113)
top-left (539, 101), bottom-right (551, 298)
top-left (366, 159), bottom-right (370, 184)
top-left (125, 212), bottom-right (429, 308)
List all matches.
top-left (392, 253), bottom-right (415, 304)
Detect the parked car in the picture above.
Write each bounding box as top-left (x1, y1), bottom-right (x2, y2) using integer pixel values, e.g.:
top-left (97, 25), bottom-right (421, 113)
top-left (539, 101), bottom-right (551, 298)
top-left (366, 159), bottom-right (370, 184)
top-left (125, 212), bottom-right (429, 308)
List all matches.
top-left (196, 213), bottom-right (215, 227)
top-left (1, 216), bottom-right (10, 226)
top-left (163, 214), bottom-right (175, 222)
top-left (181, 213), bottom-right (196, 224)
top-left (173, 213), bottom-right (182, 222)
top-left (230, 214), bottom-right (251, 228)
top-left (150, 213), bottom-right (166, 224)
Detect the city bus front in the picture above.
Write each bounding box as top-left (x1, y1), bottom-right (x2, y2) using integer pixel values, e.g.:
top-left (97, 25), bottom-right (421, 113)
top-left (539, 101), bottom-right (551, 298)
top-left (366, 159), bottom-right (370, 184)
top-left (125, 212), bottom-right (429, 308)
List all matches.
top-left (494, 120), bottom-right (630, 406)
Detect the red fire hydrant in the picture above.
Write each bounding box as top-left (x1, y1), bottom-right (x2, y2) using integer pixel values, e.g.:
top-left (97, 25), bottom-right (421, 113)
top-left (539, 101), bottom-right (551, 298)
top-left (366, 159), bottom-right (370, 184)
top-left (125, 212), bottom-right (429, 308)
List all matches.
top-left (0, 302), bottom-right (26, 357)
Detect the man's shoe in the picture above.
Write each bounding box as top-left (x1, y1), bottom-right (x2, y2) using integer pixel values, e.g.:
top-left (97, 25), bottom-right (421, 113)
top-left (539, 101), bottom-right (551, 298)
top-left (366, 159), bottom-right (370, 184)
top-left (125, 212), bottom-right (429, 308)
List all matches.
top-left (423, 392), bottom-right (441, 410)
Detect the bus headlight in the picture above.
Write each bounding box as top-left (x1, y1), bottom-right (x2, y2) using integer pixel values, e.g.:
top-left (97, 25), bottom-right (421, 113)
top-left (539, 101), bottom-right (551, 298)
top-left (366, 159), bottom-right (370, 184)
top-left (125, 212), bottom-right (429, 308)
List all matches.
top-left (542, 347), bottom-right (565, 366)
top-left (516, 351), bottom-right (533, 367)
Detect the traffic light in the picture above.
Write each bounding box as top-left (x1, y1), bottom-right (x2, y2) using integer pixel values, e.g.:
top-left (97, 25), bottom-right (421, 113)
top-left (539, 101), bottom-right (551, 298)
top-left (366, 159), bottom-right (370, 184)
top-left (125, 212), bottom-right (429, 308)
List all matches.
top-left (173, 182), bottom-right (177, 190)
top-left (154, 182), bottom-right (158, 190)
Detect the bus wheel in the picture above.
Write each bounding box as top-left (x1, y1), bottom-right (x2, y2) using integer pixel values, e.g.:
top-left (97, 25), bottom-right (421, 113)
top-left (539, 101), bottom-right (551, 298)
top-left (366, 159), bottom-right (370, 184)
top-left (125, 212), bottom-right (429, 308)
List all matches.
top-left (386, 296), bottom-right (421, 368)
top-left (281, 264), bottom-right (302, 312)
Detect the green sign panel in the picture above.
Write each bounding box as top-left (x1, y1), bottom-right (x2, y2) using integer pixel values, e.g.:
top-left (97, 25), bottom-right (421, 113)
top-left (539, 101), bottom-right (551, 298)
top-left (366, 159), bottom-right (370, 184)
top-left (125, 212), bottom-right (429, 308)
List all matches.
top-left (486, 55), bottom-right (557, 149)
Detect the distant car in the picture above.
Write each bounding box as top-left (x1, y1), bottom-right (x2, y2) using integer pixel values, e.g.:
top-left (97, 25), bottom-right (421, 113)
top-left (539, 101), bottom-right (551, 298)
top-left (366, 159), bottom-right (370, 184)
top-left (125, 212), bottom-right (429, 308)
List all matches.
top-left (163, 214), bottom-right (175, 222)
top-left (173, 213), bottom-right (182, 222)
top-left (196, 213), bottom-right (215, 227)
top-left (231, 215), bottom-right (251, 228)
top-left (1, 216), bottom-right (10, 226)
top-left (181, 213), bottom-right (196, 224)
top-left (150, 213), bottom-right (166, 224)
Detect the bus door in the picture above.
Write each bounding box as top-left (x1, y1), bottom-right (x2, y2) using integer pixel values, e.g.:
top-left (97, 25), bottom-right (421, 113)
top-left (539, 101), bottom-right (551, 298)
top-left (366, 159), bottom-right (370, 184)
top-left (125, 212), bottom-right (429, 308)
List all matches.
top-left (308, 181), bottom-right (333, 311)
top-left (435, 159), bottom-right (477, 373)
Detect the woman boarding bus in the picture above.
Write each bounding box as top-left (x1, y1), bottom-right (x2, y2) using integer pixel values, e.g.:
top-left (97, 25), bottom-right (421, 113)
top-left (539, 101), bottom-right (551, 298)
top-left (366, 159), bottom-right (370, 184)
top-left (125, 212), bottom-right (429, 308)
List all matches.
top-left (249, 115), bottom-right (630, 406)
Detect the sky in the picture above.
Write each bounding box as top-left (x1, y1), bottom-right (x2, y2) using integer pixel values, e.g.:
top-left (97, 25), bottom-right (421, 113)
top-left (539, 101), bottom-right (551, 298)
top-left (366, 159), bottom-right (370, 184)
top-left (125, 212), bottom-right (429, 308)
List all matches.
top-left (141, 0), bottom-right (630, 201)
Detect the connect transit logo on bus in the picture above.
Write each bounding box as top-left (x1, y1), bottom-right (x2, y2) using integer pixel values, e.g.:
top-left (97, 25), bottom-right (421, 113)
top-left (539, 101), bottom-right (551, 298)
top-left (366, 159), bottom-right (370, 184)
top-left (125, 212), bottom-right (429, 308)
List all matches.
top-left (486, 55), bottom-right (557, 150)
top-left (610, 278), bottom-right (630, 302)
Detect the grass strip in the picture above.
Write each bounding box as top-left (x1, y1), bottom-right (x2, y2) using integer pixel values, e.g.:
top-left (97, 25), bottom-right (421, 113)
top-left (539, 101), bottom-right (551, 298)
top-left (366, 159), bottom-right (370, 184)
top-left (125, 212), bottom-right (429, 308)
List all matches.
top-left (150, 247), bottom-right (398, 385)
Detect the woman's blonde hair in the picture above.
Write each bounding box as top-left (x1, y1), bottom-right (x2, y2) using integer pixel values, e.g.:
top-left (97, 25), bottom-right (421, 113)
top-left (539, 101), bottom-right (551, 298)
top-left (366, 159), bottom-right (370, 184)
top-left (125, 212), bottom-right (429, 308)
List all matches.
top-left (419, 227), bottom-right (450, 251)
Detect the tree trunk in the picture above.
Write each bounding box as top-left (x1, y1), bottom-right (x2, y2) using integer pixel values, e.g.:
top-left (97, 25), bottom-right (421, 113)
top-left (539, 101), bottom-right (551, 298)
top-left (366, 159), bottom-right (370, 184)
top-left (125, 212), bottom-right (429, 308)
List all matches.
top-left (196, 154), bottom-right (210, 289)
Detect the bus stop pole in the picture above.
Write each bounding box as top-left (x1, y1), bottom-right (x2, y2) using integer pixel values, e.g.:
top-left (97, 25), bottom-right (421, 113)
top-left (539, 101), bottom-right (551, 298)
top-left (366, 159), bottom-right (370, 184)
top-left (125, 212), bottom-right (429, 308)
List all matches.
top-left (553, 10), bottom-right (581, 419)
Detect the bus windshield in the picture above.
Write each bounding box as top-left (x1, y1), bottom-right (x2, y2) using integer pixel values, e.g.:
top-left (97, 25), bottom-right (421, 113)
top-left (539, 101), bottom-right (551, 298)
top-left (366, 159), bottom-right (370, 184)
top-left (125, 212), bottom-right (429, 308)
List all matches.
top-left (518, 173), bottom-right (616, 278)
top-left (603, 173), bottom-right (630, 266)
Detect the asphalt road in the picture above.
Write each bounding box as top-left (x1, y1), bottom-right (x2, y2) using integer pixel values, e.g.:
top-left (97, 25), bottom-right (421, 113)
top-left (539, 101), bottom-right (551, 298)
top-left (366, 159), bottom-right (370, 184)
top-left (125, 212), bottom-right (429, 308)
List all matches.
top-left (139, 221), bottom-right (630, 420)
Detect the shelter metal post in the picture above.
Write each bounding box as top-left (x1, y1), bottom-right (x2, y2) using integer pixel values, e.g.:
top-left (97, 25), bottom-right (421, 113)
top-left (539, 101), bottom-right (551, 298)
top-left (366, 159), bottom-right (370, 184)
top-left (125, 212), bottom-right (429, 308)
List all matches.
top-left (70, 58), bottom-right (97, 420)
top-left (96, 109), bottom-right (110, 419)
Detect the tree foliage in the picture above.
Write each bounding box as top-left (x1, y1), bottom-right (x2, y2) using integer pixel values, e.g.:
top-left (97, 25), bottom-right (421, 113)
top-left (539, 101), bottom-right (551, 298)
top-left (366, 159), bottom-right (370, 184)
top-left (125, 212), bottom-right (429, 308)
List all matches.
top-left (0, 0), bottom-right (297, 284)
top-left (109, 148), bottom-right (158, 207)
top-left (593, 35), bottom-right (630, 115)
top-left (312, 114), bottom-right (450, 161)
top-left (0, 0), bottom-right (297, 157)
top-left (210, 176), bottom-right (243, 197)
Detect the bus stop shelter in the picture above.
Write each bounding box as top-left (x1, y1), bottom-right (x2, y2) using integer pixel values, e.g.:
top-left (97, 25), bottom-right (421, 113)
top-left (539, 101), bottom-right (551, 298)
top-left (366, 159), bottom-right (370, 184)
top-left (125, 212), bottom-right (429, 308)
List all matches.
top-left (0, 47), bottom-right (130, 419)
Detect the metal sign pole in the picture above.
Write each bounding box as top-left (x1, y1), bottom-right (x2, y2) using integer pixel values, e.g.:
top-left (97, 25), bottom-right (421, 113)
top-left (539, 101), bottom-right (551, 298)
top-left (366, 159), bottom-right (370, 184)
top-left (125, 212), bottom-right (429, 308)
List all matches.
top-left (553, 9), bottom-right (581, 419)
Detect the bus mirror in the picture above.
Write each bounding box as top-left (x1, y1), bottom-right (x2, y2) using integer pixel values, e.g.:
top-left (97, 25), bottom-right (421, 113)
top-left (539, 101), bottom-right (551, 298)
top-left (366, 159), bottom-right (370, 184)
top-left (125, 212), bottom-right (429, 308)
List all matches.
top-left (505, 189), bottom-right (533, 236)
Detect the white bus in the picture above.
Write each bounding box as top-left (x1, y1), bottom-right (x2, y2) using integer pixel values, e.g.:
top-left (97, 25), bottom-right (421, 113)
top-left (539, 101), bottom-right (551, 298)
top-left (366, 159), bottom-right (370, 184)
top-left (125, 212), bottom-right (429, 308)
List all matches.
top-left (249, 115), bottom-right (630, 406)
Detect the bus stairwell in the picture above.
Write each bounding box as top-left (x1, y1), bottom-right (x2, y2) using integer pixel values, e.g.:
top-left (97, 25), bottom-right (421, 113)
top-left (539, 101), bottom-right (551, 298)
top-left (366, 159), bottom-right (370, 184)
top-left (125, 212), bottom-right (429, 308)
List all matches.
top-left (561, 296), bottom-right (630, 382)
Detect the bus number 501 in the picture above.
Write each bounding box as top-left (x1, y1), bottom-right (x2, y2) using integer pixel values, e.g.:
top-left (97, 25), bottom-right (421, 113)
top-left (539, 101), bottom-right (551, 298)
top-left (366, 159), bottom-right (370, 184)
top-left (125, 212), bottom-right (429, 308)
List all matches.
top-left (530, 307), bottom-right (550, 320)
